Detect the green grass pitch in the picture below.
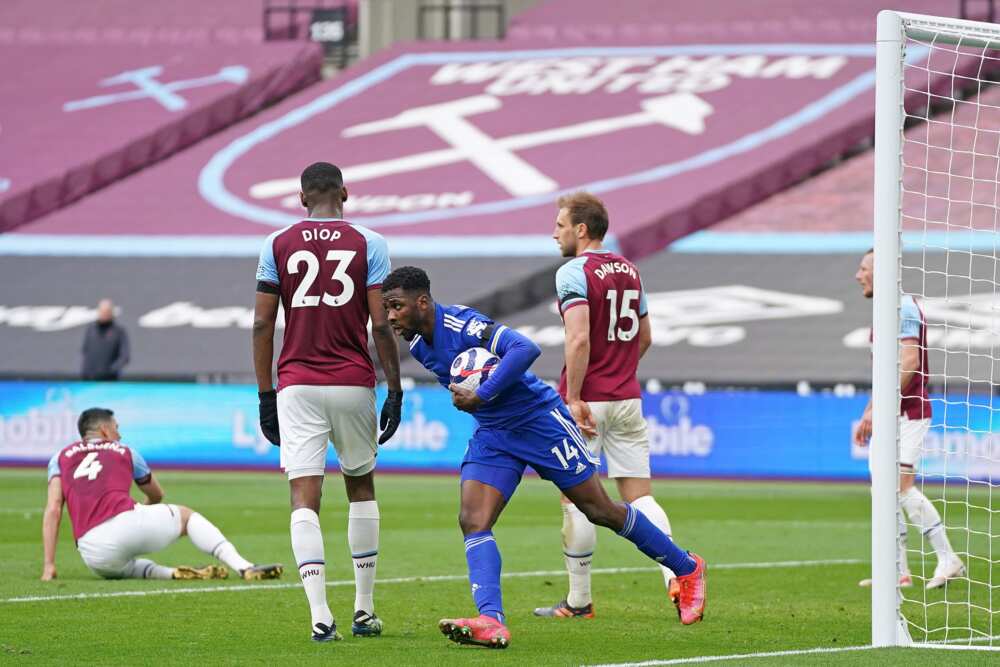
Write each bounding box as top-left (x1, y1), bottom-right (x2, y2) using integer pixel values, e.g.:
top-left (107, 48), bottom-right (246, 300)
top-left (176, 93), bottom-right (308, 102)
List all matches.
top-left (0, 469), bottom-right (996, 665)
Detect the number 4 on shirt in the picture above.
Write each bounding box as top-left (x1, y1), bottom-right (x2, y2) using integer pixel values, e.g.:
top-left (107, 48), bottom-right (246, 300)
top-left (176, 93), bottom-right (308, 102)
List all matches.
top-left (73, 452), bottom-right (103, 480)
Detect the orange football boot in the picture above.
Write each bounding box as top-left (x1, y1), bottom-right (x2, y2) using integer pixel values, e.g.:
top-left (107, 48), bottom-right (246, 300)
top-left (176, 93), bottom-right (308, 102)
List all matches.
top-left (438, 614), bottom-right (510, 649)
top-left (674, 552), bottom-right (706, 625)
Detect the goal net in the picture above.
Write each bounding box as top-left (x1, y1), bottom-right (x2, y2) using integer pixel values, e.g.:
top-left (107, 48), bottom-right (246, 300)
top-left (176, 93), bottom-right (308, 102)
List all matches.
top-left (873, 10), bottom-right (1000, 650)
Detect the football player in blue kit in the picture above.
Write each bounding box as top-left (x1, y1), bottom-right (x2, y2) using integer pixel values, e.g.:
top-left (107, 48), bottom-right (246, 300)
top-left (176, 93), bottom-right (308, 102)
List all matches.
top-left (380, 266), bottom-right (706, 649)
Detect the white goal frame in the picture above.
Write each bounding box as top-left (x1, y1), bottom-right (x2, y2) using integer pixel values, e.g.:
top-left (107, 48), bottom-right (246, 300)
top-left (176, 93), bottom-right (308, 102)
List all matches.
top-left (873, 9), bottom-right (1000, 650)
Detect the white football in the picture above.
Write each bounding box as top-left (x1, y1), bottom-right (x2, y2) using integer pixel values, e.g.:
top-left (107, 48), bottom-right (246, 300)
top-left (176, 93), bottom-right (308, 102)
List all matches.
top-left (450, 347), bottom-right (500, 392)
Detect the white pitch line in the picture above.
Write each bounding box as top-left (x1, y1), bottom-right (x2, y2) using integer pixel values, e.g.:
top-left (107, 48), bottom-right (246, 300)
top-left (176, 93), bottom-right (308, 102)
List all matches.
top-left (584, 645), bottom-right (877, 666)
top-left (583, 632), bottom-right (1000, 666)
top-left (3, 557), bottom-right (863, 604)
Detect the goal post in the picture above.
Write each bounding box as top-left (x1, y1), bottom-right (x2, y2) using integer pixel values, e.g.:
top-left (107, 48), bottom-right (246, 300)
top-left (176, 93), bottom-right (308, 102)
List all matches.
top-left (872, 8), bottom-right (904, 648)
top-left (873, 9), bottom-right (1000, 651)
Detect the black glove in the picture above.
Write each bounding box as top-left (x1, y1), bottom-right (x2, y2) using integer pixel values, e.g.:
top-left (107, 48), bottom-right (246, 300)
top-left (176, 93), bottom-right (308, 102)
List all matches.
top-left (378, 390), bottom-right (403, 445)
top-left (258, 390), bottom-right (280, 446)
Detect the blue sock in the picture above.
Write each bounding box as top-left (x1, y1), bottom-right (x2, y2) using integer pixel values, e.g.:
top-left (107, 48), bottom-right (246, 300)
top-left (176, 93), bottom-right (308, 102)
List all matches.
top-left (618, 504), bottom-right (696, 576)
top-left (464, 531), bottom-right (505, 624)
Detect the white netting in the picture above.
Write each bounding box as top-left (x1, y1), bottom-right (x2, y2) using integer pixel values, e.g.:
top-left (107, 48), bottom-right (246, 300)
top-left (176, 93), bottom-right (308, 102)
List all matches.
top-left (896, 15), bottom-right (1000, 649)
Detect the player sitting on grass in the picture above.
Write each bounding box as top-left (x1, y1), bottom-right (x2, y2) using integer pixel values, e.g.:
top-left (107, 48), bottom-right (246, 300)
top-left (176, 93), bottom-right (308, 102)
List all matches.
top-left (381, 266), bottom-right (706, 650)
top-left (41, 407), bottom-right (283, 583)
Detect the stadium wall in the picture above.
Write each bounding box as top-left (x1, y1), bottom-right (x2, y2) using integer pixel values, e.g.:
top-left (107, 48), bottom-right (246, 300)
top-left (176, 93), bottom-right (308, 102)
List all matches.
top-left (2, 381), bottom-right (996, 481)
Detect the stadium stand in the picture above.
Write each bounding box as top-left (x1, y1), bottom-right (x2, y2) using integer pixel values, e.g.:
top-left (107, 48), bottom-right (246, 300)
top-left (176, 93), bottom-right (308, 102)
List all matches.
top-left (0, 0), bottom-right (986, 384)
top-left (0, 1), bottom-right (323, 232)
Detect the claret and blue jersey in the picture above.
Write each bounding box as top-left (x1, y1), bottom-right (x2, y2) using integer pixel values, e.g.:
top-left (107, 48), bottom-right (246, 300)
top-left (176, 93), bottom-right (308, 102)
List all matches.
top-left (554, 249), bottom-right (649, 402)
top-left (408, 303), bottom-right (562, 430)
top-left (255, 217), bottom-right (391, 390)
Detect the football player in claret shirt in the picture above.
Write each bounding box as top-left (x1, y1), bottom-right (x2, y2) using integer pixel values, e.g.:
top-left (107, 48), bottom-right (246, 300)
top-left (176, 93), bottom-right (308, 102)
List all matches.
top-left (535, 192), bottom-right (681, 618)
top-left (853, 249), bottom-right (962, 589)
top-left (382, 266), bottom-right (706, 650)
top-left (42, 408), bottom-right (281, 582)
top-left (253, 162), bottom-right (403, 642)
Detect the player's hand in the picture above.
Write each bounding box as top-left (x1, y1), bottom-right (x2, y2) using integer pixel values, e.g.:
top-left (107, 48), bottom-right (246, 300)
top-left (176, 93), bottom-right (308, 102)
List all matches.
top-left (258, 390), bottom-right (280, 447)
top-left (854, 407), bottom-right (873, 446)
top-left (568, 399), bottom-right (598, 438)
top-left (41, 563), bottom-right (57, 581)
top-left (448, 384), bottom-right (483, 413)
top-left (378, 390), bottom-right (403, 444)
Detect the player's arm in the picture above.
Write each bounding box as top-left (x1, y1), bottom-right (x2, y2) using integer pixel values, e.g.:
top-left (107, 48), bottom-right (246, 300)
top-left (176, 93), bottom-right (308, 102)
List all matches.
top-left (253, 235), bottom-right (282, 445)
top-left (899, 337), bottom-right (920, 391)
top-left (368, 289), bottom-right (403, 443)
top-left (365, 232), bottom-right (403, 443)
top-left (448, 324), bottom-right (542, 412)
top-left (130, 449), bottom-right (162, 504)
top-left (562, 305), bottom-right (590, 403)
top-left (137, 477), bottom-right (165, 504)
top-left (41, 477), bottom-right (64, 581)
top-left (854, 397), bottom-right (873, 446)
top-left (556, 260), bottom-right (598, 435)
top-left (252, 290), bottom-right (279, 392)
top-left (637, 280), bottom-right (652, 360)
top-left (562, 305), bottom-right (598, 437)
top-left (368, 289), bottom-right (401, 393)
top-left (638, 315), bottom-right (652, 359)
top-left (854, 341), bottom-right (919, 446)
top-left (857, 299), bottom-right (925, 445)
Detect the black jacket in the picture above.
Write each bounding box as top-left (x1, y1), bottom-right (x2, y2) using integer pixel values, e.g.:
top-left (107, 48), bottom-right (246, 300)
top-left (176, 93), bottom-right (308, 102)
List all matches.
top-left (81, 321), bottom-right (130, 380)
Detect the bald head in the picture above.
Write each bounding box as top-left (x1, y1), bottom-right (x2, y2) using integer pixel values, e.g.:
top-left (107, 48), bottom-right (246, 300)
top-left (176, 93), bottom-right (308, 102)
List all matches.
top-left (97, 299), bottom-right (115, 323)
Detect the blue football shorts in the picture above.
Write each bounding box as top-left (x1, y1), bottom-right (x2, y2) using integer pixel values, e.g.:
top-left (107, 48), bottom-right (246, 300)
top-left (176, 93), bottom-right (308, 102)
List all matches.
top-left (460, 404), bottom-right (599, 500)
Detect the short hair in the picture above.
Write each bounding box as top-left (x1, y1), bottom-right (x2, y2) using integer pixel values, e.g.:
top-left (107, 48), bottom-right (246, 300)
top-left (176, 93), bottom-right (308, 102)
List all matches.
top-left (78, 407), bottom-right (114, 438)
top-left (300, 162), bottom-right (344, 194)
top-left (382, 266), bottom-right (431, 295)
top-left (558, 192), bottom-right (609, 240)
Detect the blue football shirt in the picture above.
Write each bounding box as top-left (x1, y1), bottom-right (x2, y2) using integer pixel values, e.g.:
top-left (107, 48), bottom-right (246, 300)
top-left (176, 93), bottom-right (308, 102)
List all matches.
top-left (408, 304), bottom-right (562, 429)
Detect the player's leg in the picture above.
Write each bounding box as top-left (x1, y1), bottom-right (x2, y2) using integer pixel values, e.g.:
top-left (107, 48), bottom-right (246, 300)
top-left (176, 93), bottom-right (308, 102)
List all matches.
top-left (535, 401), bottom-right (607, 619)
top-left (173, 504), bottom-right (280, 580)
top-left (438, 430), bottom-right (521, 649)
top-left (438, 475), bottom-right (514, 649)
top-left (122, 558), bottom-right (174, 579)
top-left (540, 405), bottom-right (705, 624)
top-left (552, 496), bottom-right (597, 614)
top-left (329, 386), bottom-right (382, 637)
top-left (132, 504), bottom-right (229, 580)
top-left (458, 475), bottom-right (510, 621)
top-left (607, 399), bottom-right (678, 597)
top-left (280, 385), bottom-right (340, 641)
top-left (343, 471), bottom-right (381, 636)
top-left (79, 505), bottom-right (223, 580)
top-left (75, 510), bottom-right (164, 579)
top-left (897, 418), bottom-right (963, 588)
top-left (562, 474), bottom-right (705, 624)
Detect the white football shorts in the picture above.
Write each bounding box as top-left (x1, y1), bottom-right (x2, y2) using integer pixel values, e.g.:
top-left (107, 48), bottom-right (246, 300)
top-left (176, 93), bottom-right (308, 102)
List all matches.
top-left (899, 416), bottom-right (930, 470)
top-left (585, 398), bottom-right (650, 479)
top-left (277, 384), bottom-right (378, 479)
top-left (77, 503), bottom-right (182, 579)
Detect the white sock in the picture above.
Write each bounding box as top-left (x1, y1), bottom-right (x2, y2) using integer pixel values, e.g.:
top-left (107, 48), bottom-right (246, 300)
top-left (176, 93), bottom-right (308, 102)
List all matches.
top-left (631, 494), bottom-right (677, 584)
top-left (127, 558), bottom-right (173, 580)
top-left (562, 502), bottom-right (596, 608)
top-left (186, 512), bottom-right (253, 572)
top-left (900, 486), bottom-right (956, 565)
top-left (348, 500), bottom-right (379, 615)
top-left (291, 507), bottom-right (333, 629)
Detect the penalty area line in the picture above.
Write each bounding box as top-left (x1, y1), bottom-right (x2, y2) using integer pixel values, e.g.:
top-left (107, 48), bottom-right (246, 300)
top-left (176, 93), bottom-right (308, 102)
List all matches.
top-left (3, 557), bottom-right (863, 604)
top-left (584, 633), bottom-right (1000, 665)
top-left (584, 645), bottom-right (876, 666)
